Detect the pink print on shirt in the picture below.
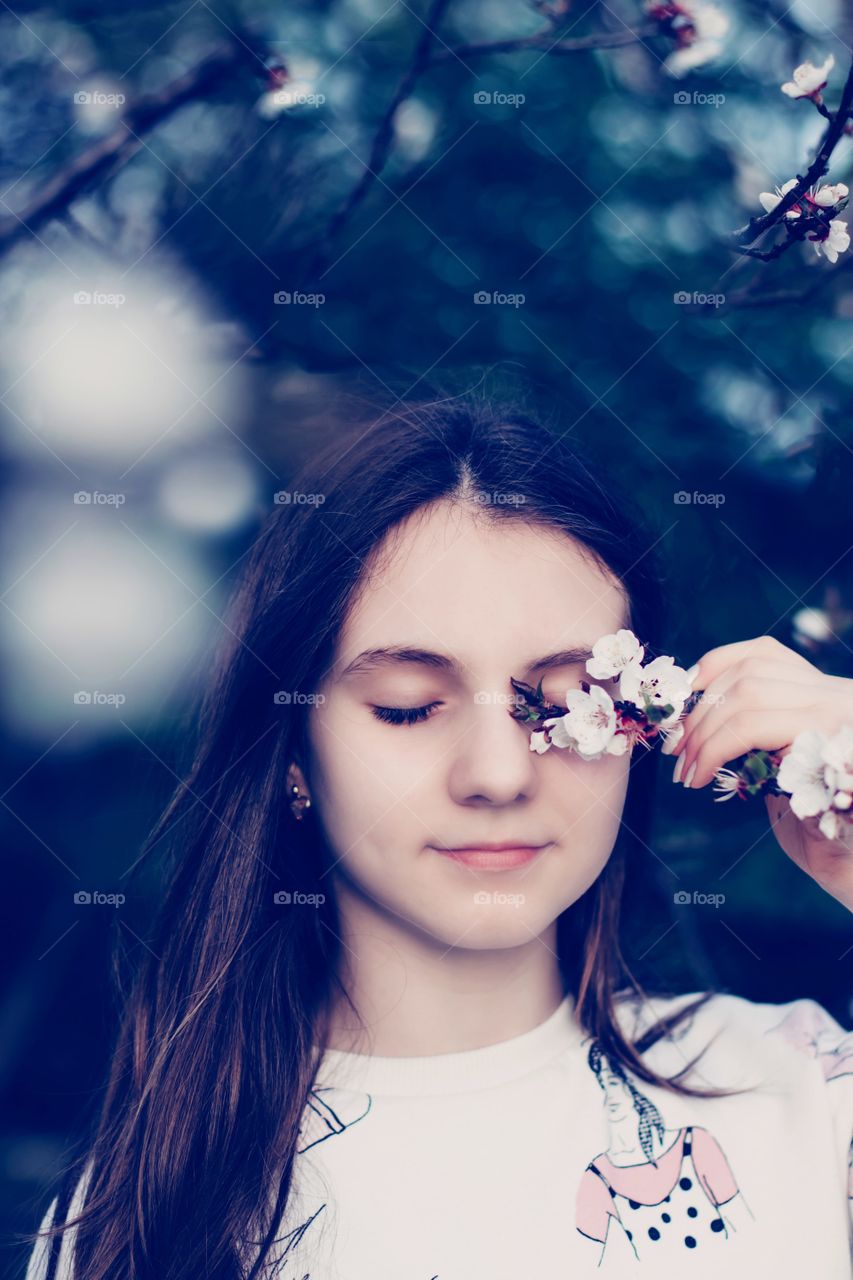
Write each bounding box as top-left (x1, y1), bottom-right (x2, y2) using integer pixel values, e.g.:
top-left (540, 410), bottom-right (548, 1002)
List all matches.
top-left (764, 1001), bottom-right (853, 1083)
top-left (576, 1040), bottom-right (754, 1263)
top-left (763, 1001), bottom-right (853, 1216)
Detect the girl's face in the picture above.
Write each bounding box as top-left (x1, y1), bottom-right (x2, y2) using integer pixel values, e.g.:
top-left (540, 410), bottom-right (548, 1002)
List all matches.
top-left (306, 500), bottom-right (632, 951)
top-left (601, 1067), bottom-right (635, 1124)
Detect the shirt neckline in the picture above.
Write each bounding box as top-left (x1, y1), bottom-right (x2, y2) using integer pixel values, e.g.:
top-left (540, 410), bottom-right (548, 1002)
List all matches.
top-left (311, 993), bottom-right (585, 1097)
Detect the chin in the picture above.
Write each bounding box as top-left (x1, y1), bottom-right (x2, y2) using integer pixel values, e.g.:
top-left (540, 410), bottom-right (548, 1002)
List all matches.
top-left (414, 902), bottom-right (560, 950)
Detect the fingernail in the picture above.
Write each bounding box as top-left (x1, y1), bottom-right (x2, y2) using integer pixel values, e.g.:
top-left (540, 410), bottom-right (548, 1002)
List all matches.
top-left (673, 754), bottom-right (685, 784)
top-left (683, 762), bottom-right (697, 788)
top-left (685, 664), bottom-right (700, 685)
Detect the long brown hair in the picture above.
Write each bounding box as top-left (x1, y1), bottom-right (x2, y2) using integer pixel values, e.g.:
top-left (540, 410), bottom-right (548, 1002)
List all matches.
top-left (21, 386), bottom-right (741, 1280)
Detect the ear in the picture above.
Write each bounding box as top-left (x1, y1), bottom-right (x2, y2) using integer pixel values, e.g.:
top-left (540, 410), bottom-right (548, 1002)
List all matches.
top-left (286, 761), bottom-right (310, 793)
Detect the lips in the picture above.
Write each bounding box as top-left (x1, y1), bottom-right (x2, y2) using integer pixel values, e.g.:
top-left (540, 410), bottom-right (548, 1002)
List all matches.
top-left (439, 841), bottom-right (551, 852)
top-left (431, 842), bottom-right (551, 871)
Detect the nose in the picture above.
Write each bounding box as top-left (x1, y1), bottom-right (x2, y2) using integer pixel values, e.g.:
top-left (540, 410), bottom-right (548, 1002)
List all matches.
top-left (446, 695), bottom-right (541, 806)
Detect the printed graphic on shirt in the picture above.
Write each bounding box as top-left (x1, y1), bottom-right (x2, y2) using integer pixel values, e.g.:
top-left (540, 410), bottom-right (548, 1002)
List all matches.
top-left (764, 1001), bottom-right (853, 1083)
top-left (575, 1040), bottom-right (754, 1264)
top-left (763, 1001), bottom-right (853, 1221)
top-left (297, 1086), bottom-right (372, 1152)
top-left (283, 1088), bottom-right (442, 1279)
top-left (264, 1086), bottom-right (373, 1278)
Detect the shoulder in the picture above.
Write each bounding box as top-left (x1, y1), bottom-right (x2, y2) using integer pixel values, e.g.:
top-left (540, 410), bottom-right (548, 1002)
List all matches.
top-left (613, 986), bottom-right (853, 1098)
top-left (25, 1162), bottom-right (94, 1280)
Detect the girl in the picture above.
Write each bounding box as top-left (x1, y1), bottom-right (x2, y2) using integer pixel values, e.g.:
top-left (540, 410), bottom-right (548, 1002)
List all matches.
top-left (21, 393), bottom-right (853, 1279)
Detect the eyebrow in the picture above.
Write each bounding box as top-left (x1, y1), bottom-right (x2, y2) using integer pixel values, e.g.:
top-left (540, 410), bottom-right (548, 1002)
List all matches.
top-left (339, 645), bottom-right (599, 680)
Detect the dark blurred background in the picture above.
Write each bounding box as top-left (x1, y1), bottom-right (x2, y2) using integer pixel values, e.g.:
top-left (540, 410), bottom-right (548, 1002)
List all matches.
top-left (2, 0), bottom-right (853, 1271)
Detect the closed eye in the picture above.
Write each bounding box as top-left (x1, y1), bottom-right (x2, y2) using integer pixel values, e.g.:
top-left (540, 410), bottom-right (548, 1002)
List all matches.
top-left (371, 702), bottom-right (442, 726)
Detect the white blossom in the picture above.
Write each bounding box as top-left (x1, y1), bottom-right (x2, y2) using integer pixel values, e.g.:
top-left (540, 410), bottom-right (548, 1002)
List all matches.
top-left (712, 767), bottom-right (742, 801)
top-left (586, 628), bottom-right (644, 679)
top-left (529, 729), bottom-right (552, 754)
top-left (819, 808), bottom-right (842, 840)
top-left (618, 654), bottom-right (693, 722)
top-left (792, 606), bottom-right (832, 643)
top-left (814, 219), bottom-right (850, 263)
top-left (821, 725), bottom-right (853, 793)
top-left (548, 685), bottom-right (621, 759)
top-left (776, 729), bottom-right (835, 818)
top-left (660, 721), bottom-right (686, 755)
top-left (256, 58), bottom-right (324, 119)
top-left (813, 182), bottom-right (848, 207)
top-left (818, 806), bottom-right (853, 847)
top-left (659, 2), bottom-right (730, 78)
top-left (781, 54), bottom-right (834, 99)
top-left (758, 178), bottom-right (802, 218)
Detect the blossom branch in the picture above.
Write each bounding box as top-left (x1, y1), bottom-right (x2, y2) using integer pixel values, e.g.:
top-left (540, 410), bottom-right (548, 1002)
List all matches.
top-left (722, 255), bottom-right (853, 309)
top-left (514, 627), bottom-right (853, 844)
top-left (305, 0), bottom-right (453, 280)
top-left (0, 34), bottom-right (270, 258)
top-left (733, 234), bottom-right (804, 263)
top-left (429, 24), bottom-right (659, 62)
top-left (305, 1), bottom-right (728, 277)
top-left (732, 55), bottom-right (853, 248)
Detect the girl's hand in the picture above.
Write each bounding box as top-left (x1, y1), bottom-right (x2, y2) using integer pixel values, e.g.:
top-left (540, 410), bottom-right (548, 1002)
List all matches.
top-left (669, 635), bottom-right (853, 913)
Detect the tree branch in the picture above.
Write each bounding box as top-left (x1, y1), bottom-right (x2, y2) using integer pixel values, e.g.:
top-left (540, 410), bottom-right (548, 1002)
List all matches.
top-left (722, 253), bottom-right (853, 309)
top-left (731, 55), bottom-right (853, 248)
top-left (430, 23), bottom-right (659, 62)
top-left (305, 0), bottom-right (453, 280)
top-left (0, 35), bottom-right (268, 257)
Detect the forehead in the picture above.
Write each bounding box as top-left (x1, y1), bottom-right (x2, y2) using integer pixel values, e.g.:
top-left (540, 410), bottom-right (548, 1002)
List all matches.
top-left (333, 502), bottom-right (629, 678)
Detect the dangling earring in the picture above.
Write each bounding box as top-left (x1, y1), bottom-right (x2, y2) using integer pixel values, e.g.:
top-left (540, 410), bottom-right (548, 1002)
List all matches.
top-left (286, 762), bottom-right (312, 821)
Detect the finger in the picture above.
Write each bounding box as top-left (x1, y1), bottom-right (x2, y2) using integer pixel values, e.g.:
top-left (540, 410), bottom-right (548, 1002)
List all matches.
top-left (679, 704), bottom-right (821, 790)
top-left (673, 661), bottom-right (822, 754)
top-left (676, 680), bottom-right (821, 781)
top-left (679, 636), bottom-right (817, 709)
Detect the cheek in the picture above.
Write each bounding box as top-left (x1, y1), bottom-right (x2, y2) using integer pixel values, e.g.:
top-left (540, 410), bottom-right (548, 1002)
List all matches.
top-left (307, 714), bottom-right (425, 867)
top-left (534, 758), bottom-right (629, 897)
top-left (547, 753), bottom-right (630, 840)
top-left (314, 702), bottom-right (451, 833)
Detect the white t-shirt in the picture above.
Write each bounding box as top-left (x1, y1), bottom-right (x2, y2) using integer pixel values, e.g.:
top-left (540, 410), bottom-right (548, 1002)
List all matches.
top-left (25, 989), bottom-right (853, 1280)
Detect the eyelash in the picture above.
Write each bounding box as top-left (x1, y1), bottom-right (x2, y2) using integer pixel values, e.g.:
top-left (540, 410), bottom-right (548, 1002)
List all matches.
top-left (371, 702), bottom-right (443, 726)
top-left (369, 678), bottom-right (600, 728)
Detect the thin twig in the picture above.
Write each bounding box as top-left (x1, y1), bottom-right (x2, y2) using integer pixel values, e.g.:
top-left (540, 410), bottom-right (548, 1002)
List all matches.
top-left (430, 23), bottom-right (659, 61)
top-left (731, 55), bottom-right (853, 247)
top-left (722, 253), bottom-right (853, 309)
top-left (305, 0), bottom-right (453, 280)
top-left (0, 36), bottom-right (268, 256)
top-left (732, 233), bottom-right (803, 261)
